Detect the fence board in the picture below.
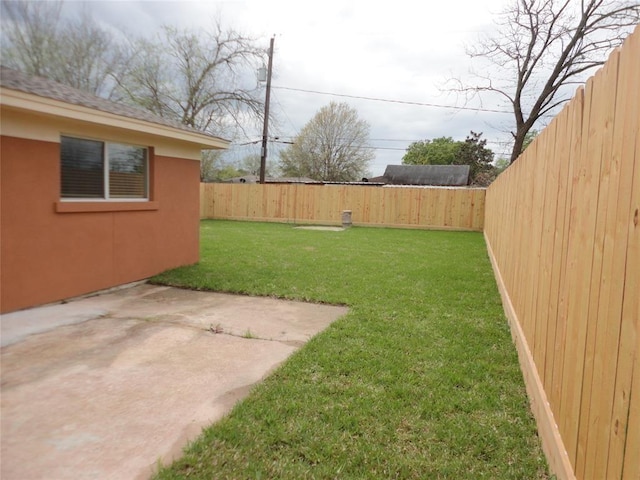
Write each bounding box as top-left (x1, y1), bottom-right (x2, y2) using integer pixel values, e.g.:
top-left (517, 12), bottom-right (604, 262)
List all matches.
top-left (546, 104), bottom-right (573, 410)
top-left (560, 75), bottom-right (598, 468)
top-left (610, 28), bottom-right (640, 480)
top-left (578, 50), bottom-right (620, 480)
top-left (535, 118), bottom-right (557, 384)
top-left (200, 184), bottom-right (485, 231)
top-left (592, 41), bottom-right (636, 476)
top-left (484, 26), bottom-right (639, 480)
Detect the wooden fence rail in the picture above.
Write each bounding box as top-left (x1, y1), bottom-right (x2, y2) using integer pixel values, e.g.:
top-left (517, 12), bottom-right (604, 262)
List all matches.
top-left (484, 26), bottom-right (639, 480)
top-left (200, 183), bottom-right (486, 231)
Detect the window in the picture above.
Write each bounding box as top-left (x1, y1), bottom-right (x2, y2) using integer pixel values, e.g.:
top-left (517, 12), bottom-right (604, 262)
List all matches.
top-left (61, 136), bottom-right (148, 200)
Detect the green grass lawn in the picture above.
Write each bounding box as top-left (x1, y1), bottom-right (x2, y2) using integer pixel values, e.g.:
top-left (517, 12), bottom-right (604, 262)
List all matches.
top-left (151, 220), bottom-right (549, 479)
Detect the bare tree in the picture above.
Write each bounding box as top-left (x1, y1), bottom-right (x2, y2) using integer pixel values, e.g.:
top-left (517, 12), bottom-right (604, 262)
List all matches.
top-left (455, 0), bottom-right (639, 163)
top-left (2, 1), bottom-right (266, 138)
top-left (115, 22), bottom-right (265, 136)
top-left (1, 0), bottom-right (124, 98)
top-left (279, 102), bottom-right (374, 182)
top-left (59, 11), bottom-right (126, 97)
top-left (0, 1), bottom-right (62, 76)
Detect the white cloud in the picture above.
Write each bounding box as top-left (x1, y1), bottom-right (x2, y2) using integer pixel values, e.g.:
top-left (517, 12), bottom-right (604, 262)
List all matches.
top-left (65, 0), bottom-right (516, 174)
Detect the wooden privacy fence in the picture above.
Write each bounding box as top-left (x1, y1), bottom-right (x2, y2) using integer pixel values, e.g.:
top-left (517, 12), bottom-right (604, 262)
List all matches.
top-left (201, 183), bottom-right (485, 231)
top-left (484, 26), bottom-right (639, 480)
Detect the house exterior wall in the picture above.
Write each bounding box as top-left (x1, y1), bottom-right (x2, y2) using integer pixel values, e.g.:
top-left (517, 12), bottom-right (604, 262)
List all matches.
top-left (1, 134), bottom-right (200, 313)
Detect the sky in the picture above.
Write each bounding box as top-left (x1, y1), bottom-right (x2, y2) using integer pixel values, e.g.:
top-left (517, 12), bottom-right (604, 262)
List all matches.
top-left (60, 0), bottom-right (518, 176)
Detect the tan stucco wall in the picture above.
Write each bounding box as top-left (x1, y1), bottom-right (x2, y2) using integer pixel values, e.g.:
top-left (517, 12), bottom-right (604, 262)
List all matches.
top-left (0, 134), bottom-right (201, 313)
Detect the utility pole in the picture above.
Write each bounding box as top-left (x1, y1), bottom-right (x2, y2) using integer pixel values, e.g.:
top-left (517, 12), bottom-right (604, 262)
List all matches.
top-left (259, 36), bottom-right (274, 184)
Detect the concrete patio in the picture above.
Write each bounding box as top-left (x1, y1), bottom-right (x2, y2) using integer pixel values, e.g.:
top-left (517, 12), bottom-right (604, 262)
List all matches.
top-left (0, 283), bottom-right (347, 479)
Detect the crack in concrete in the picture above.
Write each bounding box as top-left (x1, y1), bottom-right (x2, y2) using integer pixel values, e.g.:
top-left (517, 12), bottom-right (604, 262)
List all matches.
top-left (206, 324), bottom-right (305, 347)
top-left (100, 315), bottom-right (305, 348)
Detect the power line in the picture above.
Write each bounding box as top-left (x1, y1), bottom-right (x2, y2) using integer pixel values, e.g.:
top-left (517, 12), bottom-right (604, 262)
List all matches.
top-left (266, 139), bottom-right (403, 151)
top-left (272, 85), bottom-right (512, 114)
top-left (238, 137), bottom-right (511, 153)
top-left (365, 146), bottom-right (408, 151)
top-left (275, 136), bottom-right (421, 143)
top-left (270, 90), bottom-right (300, 142)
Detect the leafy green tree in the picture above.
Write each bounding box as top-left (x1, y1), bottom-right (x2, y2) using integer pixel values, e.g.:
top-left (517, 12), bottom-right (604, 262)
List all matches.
top-left (279, 102), bottom-right (374, 182)
top-left (494, 157), bottom-right (510, 173)
top-left (238, 154), bottom-right (261, 175)
top-left (216, 165), bottom-right (247, 181)
top-left (201, 152), bottom-right (281, 182)
top-left (453, 131), bottom-right (495, 186)
top-left (402, 137), bottom-right (462, 165)
top-left (239, 153), bottom-right (278, 178)
top-left (200, 150), bottom-right (224, 181)
top-left (402, 132), bottom-right (496, 185)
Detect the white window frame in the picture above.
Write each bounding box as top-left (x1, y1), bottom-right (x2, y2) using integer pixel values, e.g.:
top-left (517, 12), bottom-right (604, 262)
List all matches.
top-left (60, 135), bottom-right (149, 202)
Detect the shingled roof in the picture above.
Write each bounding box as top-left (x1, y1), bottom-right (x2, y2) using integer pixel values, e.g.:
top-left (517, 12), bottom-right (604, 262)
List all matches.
top-left (0, 66), bottom-right (226, 143)
top-left (382, 164), bottom-right (470, 186)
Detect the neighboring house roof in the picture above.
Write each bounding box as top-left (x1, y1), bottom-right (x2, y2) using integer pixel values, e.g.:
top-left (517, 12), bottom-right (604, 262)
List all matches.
top-left (270, 176), bottom-right (318, 183)
top-left (0, 66), bottom-right (229, 149)
top-left (364, 175), bottom-right (386, 183)
top-left (224, 176), bottom-right (318, 184)
top-left (225, 175), bottom-right (264, 183)
top-left (381, 165), bottom-right (470, 186)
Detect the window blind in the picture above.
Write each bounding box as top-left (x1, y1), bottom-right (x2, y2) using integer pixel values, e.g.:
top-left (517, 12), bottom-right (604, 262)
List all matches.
top-left (61, 137), bottom-right (104, 198)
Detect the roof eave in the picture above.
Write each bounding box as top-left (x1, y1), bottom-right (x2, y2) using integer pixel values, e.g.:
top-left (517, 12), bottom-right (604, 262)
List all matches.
top-left (0, 87), bottom-right (230, 150)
